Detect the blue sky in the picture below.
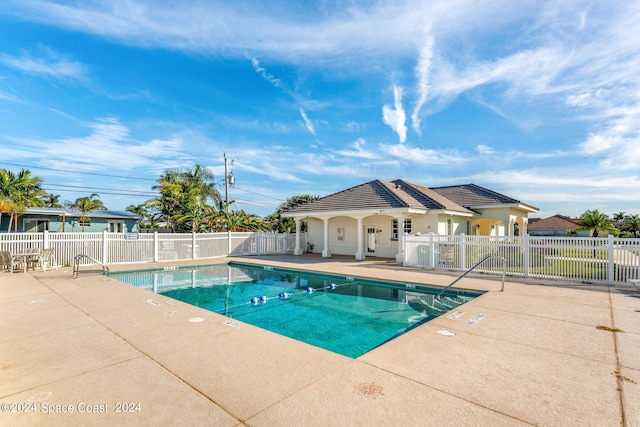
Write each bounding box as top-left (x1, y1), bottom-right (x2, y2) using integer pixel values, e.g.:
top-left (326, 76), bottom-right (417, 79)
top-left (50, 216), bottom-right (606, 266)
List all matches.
top-left (1, 1), bottom-right (639, 219)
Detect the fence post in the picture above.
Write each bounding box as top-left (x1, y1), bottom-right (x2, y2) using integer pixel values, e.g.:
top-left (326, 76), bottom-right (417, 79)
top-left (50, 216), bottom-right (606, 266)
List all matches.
top-left (429, 233), bottom-right (435, 268)
top-left (227, 231), bottom-right (232, 256)
top-left (460, 234), bottom-right (466, 270)
top-left (608, 234), bottom-right (615, 284)
top-left (257, 233), bottom-right (262, 256)
top-left (153, 232), bottom-right (159, 262)
top-left (102, 230), bottom-right (108, 265)
top-left (192, 232), bottom-right (197, 260)
top-left (43, 230), bottom-right (49, 249)
top-left (523, 234), bottom-right (530, 278)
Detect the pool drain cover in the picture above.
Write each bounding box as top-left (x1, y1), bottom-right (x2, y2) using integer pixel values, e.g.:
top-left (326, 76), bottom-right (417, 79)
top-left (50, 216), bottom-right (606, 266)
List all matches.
top-left (353, 382), bottom-right (384, 399)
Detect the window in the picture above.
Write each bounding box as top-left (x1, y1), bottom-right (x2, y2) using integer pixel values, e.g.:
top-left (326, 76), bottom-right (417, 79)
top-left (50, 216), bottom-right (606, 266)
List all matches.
top-left (79, 220), bottom-right (91, 227)
top-left (24, 219), bottom-right (50, 232)
top-left (391, 219), bottom-right (412, 239)
top-left (108, 221), bottom-right (124, 233)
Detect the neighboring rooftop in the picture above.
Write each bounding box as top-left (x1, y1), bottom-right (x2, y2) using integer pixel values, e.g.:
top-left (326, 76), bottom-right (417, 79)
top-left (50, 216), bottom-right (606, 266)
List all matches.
top-left (23, 207), bottom-right (140, 219)
top-left (528, 214), bottom-right (578, 230)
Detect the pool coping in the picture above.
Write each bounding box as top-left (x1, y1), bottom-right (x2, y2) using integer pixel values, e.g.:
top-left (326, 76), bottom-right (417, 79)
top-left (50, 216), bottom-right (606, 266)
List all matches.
top-left (1, 254), bottom-right (639, 426)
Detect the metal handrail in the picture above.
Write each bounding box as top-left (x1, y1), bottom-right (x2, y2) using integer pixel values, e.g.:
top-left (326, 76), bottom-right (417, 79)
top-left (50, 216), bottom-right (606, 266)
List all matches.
top-left (436, 255), bottom-right (506, 299)
top-left (73, 254), bottom-right (110, 278)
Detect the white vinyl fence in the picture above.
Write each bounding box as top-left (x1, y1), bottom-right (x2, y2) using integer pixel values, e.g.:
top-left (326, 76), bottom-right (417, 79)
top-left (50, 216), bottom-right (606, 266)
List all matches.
top-left (3, 231), bottom-right (638, 285)
top-left (0, 231), bottom-right (303, 268)
top-left (404, 234), bottom-right (640, 285)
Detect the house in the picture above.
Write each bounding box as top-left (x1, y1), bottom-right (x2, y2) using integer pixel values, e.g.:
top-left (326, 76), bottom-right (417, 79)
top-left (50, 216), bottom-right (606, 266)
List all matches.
top-left (0, 207), bottom-right (140, 233)
top-left (527, 214), bottom-right (587, 236)
top-left (282, 179), bottom-right (538, 260)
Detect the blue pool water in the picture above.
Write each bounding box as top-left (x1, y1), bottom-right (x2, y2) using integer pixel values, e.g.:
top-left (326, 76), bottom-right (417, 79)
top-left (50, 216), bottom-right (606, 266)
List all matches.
top-left (112, 262), bottom-right (481, 358)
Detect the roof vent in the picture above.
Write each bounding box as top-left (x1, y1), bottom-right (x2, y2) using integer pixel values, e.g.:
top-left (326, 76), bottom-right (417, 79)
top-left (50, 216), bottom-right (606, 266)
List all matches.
top-left (395, 183), bottom-right (401, 189)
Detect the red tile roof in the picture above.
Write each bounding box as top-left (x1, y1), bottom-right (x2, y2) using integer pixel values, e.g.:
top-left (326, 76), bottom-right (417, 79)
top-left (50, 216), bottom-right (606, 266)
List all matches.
top-left (528, 214), bottom-right (578, 229)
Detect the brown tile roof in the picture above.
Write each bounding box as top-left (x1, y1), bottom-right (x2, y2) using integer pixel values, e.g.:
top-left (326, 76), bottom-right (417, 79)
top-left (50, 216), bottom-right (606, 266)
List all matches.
top-left (284, 179), bottom-right (523, 215)
top-left (284, 180), bottom-right (407, 213)
top-left (527, 214), bottom-right (578, 230)
top-left (392, 179), bottom-right (471, 212)
top-left (429, 183), bottom-right (521, 206)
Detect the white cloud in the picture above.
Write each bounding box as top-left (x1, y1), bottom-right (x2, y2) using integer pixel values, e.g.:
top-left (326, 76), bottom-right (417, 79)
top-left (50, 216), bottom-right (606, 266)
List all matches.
top-left (0, 1), bottom-right (525, 67)
top-left (411, 35), bottom-right (434, 135)
top-left (382, 84), bottom-right (407, 143)
top-left (379, 143), bottom-right (465, 165)
top-left (250, 57), bottom-right (282, 88)
top-left (0, 90), bottom-right (24, 103)
top-left (579, 112), bottom-right (640, 170)
top-left (1, 48), bottom-right (87, 80)
top-left (299, 108), bottom-right (316, 136)
top-left (16, 117), bottom-right (190, 172)
top-left (565, 92), bottom-right (593, 108)
top-left (334, 138), bottom-right (379, 159)
top-left (476, 145), bottom-right (495, 156)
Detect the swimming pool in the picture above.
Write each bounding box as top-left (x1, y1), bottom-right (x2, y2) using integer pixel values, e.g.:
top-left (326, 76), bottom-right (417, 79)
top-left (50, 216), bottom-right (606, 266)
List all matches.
top-left (112, 263), bottom-right (481, 358)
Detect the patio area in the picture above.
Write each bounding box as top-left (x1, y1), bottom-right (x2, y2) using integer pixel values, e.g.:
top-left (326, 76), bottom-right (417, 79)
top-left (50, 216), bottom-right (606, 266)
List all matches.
top-left (1, 255), bottom-right (639, 426)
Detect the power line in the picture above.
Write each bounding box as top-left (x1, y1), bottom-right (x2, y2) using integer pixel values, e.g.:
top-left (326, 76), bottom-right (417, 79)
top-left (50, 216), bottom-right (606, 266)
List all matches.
top-left (41, 187), bottom-right (156, 198)
top-left (44, 183), bottom-right (157, 197)
top-left (233, 186), bottom-right (285, 202)
top-left (2, 161), bottom-right (283, 210)
top-left (0, 161), bottom-right (157, 181)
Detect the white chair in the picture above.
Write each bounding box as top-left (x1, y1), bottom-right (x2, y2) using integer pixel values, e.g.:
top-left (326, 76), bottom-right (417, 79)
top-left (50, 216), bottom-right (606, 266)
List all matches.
top-left (35, 248), bottom-right (57, 271)
top-left (24, 247), bottom-right (41, 271)
top-left (0, 251), bottom-right (22, 275)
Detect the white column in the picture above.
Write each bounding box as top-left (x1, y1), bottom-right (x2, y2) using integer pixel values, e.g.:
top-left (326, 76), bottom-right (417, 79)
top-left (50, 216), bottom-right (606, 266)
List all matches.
top-left (395, 216), bottom-right (405, 262)
top-left (322, 218), bottom-right (331, 257)
top-left (355, 217), bottom-right (365, 260)
top-left (294, 219), bottom-right (303, 255)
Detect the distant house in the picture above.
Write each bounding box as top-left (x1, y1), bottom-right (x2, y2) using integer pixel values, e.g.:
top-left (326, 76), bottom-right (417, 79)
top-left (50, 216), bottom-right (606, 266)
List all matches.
top-left (527, 214), bottom-right (588, 236)
top-left (0, 207), bottom-right (140, 233)
top-left (282, 179), bottom-right (538, 260)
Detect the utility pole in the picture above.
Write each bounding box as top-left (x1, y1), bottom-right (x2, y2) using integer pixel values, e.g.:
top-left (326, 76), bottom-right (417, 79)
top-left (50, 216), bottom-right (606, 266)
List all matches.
top-left (224, 153), bottom-right (229, 212)
top-left (224, 153), bottom-right (234, 212)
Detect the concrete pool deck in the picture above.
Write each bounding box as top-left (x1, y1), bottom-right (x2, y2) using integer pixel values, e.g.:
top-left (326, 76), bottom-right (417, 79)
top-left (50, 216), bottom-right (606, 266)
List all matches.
top-left (1, 255), bottom-right (639, 426)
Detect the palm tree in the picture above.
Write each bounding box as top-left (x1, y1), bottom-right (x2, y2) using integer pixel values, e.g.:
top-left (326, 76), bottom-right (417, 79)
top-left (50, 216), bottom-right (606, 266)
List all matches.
top-left (66, 193), bottom-right (106, 232)
top-left (184, 164), bottom-right (222, 208)
top-left (576, 210), bottom-right (618, 257)
top-left (148, 165), bottom-right (222, 232)
top-left (265, 194), bottom-right (319, 233)
top-left (576, 210), bottom-right (617, 238)
top-left (623, 214), bottom-right (640, 238)
top-left (0, 169), bottom-right (47, 232)
top-left (211, 210), bottom-right (271, 232)
top-left (44, 193), bottom-right (63, 208)
top-left (126, 203), bottom-right (149, 229)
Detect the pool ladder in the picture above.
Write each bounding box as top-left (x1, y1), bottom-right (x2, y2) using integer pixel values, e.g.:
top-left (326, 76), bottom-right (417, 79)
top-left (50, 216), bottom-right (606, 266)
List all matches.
top-left (435, 255), bottom-right (506, 299)
top-left (73, 254), bottom-right (110, 278)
